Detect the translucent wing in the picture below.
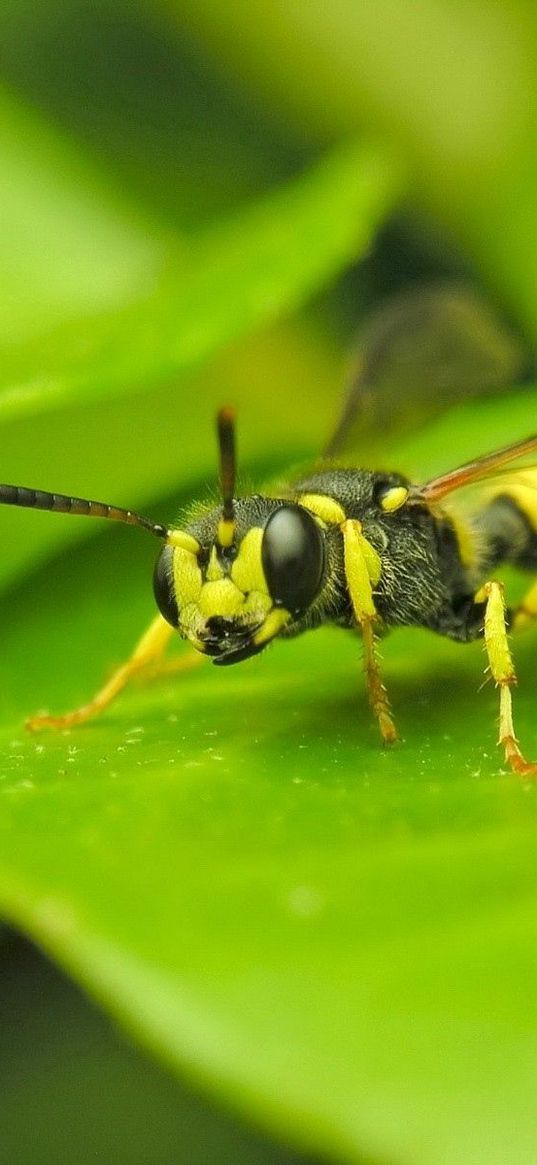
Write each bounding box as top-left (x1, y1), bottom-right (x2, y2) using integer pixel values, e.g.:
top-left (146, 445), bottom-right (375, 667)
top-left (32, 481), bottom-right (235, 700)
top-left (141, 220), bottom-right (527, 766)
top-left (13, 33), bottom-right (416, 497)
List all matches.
top-left (324, 284), bottom-right (529, 460)
top-left (418, 434), bottom-right (537, 502)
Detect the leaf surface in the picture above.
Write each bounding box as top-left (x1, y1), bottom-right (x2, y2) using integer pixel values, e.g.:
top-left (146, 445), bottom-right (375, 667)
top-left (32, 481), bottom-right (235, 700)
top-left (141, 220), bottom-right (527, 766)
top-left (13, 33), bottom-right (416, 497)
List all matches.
top-left (2, 392), bottom-right (537, 1165)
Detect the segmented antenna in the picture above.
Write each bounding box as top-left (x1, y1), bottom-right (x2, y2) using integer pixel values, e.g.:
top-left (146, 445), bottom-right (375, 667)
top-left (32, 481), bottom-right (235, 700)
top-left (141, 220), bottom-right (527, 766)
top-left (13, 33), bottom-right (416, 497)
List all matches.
top-left (216, 406), bottom-right (236, 547)
top-left (0, 484), bottom-right (168, 539)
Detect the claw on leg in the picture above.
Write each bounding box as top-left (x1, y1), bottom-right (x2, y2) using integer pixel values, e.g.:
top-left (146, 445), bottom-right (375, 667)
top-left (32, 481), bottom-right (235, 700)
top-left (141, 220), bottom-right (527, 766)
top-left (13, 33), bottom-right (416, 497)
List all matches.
top-left (498, 685), bottom-right (537, 777)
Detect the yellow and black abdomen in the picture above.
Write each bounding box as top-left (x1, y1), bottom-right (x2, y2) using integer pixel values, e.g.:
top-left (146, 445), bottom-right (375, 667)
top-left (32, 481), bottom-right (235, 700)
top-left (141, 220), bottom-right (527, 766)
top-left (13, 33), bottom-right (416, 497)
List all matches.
top-left (476, 487), bottom-right (537, 573)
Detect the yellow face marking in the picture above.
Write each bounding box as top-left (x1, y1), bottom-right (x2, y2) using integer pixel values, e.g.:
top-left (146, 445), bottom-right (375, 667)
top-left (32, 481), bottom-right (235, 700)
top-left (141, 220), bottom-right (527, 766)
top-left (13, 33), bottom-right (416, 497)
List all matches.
top-left (298, 493), bottom-right (345, 525)
top-left (217, 516), bottom-right (235, 547)
top-left (172, 524), bottom-right (275, 648)
top-left (172, 547), bottom-right (202, 606)
top-left (167, 529), bottom-right (200, 554)
top-left (197, 577), bottom-right (272, 620)
top-left (198, 578), bottom-right (245, 619)
top-left (379, 486), bottom-right (408, 513)
top-left (206, 546), bottom-right (224, 582)
top-left (231, 527), bottom-right (268, 594)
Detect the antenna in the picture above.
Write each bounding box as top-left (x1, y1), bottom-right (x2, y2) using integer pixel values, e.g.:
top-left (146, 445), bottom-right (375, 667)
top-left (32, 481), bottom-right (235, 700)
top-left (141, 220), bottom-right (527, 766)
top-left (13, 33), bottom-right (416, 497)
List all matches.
top-left (0, 484), bottom-right (199, 554)
top-left (216, 406), bottom-right (237, 547)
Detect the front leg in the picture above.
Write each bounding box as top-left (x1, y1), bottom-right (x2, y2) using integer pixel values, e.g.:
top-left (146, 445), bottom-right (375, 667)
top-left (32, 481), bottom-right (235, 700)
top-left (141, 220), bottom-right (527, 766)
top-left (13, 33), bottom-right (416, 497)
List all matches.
top-left (27, 614), bottom-right (202, 731)
top-left (341, 518), bottom-right (398, 744)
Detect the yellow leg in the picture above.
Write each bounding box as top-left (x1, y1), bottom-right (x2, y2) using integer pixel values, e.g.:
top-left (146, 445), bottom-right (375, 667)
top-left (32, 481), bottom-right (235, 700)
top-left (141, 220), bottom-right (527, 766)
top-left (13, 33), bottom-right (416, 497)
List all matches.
top-left (341, 518), bottom-right (398, 744)
top-left (27, 614), bottom-right (201, 732)
top-left (140, 652), bottom-right (203, 681)
top-left (482, 581), bottom-right (537, 776)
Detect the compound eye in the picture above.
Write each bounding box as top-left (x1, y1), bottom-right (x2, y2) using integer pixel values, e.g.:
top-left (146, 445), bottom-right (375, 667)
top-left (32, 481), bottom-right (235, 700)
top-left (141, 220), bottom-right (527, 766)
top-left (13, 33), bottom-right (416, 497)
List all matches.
top-left (153, 545), bottom-right (179, 628)
top-left (261, 504), bottom-right (325, 617)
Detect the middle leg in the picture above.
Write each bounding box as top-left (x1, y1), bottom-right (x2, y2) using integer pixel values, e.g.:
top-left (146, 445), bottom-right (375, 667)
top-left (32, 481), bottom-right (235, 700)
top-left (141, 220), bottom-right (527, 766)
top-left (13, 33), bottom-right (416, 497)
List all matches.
top-left (479, 581), bottom-right (537, 776)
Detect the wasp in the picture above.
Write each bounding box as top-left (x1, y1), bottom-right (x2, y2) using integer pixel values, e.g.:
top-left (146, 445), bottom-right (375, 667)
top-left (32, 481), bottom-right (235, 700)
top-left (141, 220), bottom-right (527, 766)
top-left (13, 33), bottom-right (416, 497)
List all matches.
top-left (2, 286), bottom-right (537, 775)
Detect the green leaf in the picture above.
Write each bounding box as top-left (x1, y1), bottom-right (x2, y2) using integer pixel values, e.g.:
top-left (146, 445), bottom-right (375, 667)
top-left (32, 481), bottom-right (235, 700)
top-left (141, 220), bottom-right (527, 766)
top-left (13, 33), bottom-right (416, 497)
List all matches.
top-left (0, 86), bottom-right (163, 346)
top-left (0, 137), bottom-right (402, 422)
top-left (0, 0), bottom-right (304, 231)
top-left (2, 389), bottom-right (537, 1165)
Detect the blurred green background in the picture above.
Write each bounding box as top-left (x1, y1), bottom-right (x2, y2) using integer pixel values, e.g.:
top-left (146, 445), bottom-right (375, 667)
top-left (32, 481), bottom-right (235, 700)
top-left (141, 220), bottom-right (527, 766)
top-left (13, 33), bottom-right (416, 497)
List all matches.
top-left (3, 3), bottom-right (537, 1164)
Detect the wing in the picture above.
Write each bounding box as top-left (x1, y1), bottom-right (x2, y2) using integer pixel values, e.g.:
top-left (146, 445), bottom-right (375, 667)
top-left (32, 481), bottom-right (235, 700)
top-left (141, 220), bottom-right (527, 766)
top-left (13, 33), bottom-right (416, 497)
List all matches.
top-left (324, 283), bottom-right (529, 460)
top-left (418, 434), bottom-right (537, 503)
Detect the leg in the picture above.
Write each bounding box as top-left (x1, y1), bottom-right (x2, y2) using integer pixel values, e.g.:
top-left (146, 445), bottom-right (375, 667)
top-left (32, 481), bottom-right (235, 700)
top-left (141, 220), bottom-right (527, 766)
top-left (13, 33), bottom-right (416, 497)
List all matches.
top-left (360, 617), bottom-right (398, 744)
top-left (140, 652), bottom-right (204, 680)
top-left (27, 614), bottom-right (201, 731)
top-left (481, 581), bottom-right (537, 776)
top-left (341, 518), bottom-right (398, 744)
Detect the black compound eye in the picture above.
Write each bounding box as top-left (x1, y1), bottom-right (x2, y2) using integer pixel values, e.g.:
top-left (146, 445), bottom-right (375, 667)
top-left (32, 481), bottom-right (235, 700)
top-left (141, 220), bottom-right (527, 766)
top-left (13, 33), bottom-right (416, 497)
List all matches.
top-left (261, 504), bottom-right (325, 617)
top-left (153, 545), bottom-right (179, 628)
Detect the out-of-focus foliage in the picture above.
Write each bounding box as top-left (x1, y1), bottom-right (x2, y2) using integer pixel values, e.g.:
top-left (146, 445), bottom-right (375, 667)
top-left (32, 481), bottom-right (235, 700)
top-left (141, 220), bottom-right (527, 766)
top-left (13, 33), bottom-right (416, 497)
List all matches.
top-left (2, 4), bottom-right (537, 1165)
top-left (2, 935), bottom-right (321, 1165)
top-left (166, 0), bottom-right (537, 330)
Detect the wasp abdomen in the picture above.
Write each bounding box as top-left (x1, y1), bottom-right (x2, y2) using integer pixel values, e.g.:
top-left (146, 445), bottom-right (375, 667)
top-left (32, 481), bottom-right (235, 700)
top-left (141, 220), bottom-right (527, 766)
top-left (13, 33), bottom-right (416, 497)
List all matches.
top-left (477, 492), bottom-right (537, 571)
